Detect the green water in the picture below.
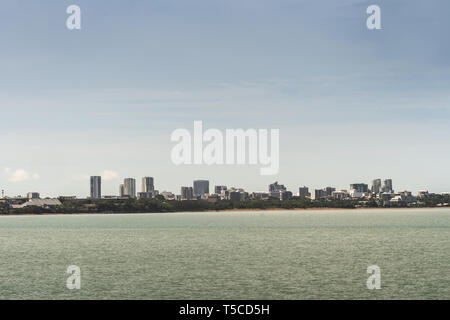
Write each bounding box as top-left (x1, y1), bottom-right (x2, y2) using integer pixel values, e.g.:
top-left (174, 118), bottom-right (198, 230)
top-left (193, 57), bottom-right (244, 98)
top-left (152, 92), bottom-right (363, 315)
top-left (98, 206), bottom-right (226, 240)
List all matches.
top-left (0, 209), bottom-right (449, 300)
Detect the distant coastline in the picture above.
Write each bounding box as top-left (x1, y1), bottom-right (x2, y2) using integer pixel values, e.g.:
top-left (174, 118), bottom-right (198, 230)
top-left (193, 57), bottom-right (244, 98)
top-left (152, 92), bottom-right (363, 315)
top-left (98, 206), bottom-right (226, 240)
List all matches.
top-left (2, 205), bottom-right (450, 217)
top-left (2, 194), bottom-right (450, 216)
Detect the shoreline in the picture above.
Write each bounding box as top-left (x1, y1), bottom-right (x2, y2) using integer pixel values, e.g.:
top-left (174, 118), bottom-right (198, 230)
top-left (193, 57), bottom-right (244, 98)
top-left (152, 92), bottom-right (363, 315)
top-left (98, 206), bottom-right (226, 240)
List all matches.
top-left (2, 206), bottom-right (450, 217)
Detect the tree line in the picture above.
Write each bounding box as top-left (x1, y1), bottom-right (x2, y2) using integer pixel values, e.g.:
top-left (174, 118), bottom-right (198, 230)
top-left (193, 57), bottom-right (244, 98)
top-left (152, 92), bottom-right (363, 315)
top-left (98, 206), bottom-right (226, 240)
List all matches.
top-left (1, 194), bottom-right (449, 215)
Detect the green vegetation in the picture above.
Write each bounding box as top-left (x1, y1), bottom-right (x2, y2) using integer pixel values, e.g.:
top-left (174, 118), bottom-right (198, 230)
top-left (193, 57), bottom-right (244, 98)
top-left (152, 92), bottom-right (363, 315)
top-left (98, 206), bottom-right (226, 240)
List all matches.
top-left (2, 194), bottom-right (449, 215)
top-left (0, 202), bottom-right (10, 214)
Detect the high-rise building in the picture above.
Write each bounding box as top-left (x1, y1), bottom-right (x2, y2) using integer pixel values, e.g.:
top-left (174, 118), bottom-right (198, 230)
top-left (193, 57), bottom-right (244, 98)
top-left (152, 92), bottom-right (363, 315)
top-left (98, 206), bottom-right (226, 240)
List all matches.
top-left (193, 180), bottom-right (209, 197)
top-left (324, 187), bottom-right (336, 196)
top-left (181, 186), bottom-right (194, 200)
top-left (298, 186), bottom-right (310, 198)
top-left (142, 177), bottom-right (154, 193)
top-left (312, 189), bottom-right (327, 200)
top-left (90, 176), bottom-right (102, 199)
top-left (382, 179), bottom-right (393, 193)
top-left (349, 183), bottom-right (369, 198)
top-left (269, 182), bottom-right (286, 192)
top-left (123, 178), bottom-right (136, 198)
top-left (269, 182), bottom-right (290, 200)
top-left (371, 179), bottom-right (382, 194)
top-left (119, 184), bottom-right (125, 197)
top-left (310, 187), bottom-right (335, 199)
top-left (350, 183), bottom-right (369, 193)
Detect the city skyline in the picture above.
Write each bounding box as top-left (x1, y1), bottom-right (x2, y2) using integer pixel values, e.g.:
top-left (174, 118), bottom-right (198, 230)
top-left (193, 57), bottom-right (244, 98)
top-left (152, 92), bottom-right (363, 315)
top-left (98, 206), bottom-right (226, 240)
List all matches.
top-left (2, 173), bottom-right (447, 200)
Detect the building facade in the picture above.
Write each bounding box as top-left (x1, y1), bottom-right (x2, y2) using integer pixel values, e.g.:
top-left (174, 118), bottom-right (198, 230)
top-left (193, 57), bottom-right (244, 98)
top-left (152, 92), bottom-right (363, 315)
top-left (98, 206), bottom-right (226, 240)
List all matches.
top-left (313, 189), bottom-right (328, 200)
top-left (193, 180), bottom-right (209, 197)
top-left (181, 186), bottom-right (194, 200)
top-left (298, 186), bottom-right (310, 198)
top-left (371, 179), bottom-right (382, 194)
top-left (323, 187), bottom-right (336, 197)
top-left (350, 183), bottom-right (369, 193)
top-left (123, 178), bottom-right (136, 198)
top-left (382, 179), bottom-right (393, 193)
top-left (142, 177), bottom-right (155, 193)
top-left (269, 182), bottom-right (286, 193)
top-left (90, 176), bottom-right (102, 199)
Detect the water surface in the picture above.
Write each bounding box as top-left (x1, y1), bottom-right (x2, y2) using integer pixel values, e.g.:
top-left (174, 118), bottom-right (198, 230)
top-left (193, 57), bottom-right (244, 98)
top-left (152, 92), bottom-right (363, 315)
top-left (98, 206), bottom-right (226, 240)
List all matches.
top-left (0, 208), bottom-right (449, 299)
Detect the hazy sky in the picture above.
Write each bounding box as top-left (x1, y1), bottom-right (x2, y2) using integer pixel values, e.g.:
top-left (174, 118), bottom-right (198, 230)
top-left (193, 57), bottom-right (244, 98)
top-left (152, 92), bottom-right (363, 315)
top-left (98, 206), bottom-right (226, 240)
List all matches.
top-left (1, 0), bottom-right (450, 197)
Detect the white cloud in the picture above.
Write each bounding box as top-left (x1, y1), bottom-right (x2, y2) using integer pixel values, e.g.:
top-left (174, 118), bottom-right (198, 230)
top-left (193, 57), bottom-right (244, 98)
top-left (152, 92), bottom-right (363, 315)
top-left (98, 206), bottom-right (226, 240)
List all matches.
top-left (102, 170), bottom-right (119, 181)
top-left (6, 169), bottom-right (40, 182)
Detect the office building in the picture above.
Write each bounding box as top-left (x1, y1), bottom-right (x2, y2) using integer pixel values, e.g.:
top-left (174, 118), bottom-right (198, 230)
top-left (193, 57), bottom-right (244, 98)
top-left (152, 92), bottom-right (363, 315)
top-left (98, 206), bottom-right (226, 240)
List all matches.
top-left (298, 186), bottom-right (310, 198)
top-left (371, 179), bottom-right (382, 194)
top-left (123, 178), bottom-right (136, 198)
top-left (181, 187), bottom-right (194, 200)
top-left (349, 183), bottom-right (369, 198)
top-left (142, 177), bottom-right (155, 193)
top-left (269, 182), bottom-right (288, 199)
top-left (382, 179), bottom-right (393, 193)
top-left (193, 180), bottom-right (209, 197)
top-left (269, 182), bottom-right (286, 192)
top-left (90, 176), bottom-right (102, 199)
top-left (350, 183), bottom-right (369, 193)
top-left (324, 187), bottom-right (336, 197)
top-left (312, 189), bottom-right (328, 200)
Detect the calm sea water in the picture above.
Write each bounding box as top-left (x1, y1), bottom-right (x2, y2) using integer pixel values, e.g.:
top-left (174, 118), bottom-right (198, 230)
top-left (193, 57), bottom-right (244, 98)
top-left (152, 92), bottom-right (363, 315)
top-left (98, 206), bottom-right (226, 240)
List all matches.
top-left (0, 208), bottom-right (449, 300)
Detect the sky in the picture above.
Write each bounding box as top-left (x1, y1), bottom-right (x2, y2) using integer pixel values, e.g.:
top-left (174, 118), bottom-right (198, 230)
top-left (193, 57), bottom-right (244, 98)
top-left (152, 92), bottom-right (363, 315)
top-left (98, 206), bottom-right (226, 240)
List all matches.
top-left (1, 0), bottom-right (450, 197)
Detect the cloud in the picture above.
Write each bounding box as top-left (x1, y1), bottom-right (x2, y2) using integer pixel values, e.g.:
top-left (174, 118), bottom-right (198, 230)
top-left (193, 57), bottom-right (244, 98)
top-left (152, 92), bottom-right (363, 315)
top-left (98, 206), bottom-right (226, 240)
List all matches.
top-left (6, 169), bottom-right (40, 182)
top-left (102, 170), bottom-right (119, 181)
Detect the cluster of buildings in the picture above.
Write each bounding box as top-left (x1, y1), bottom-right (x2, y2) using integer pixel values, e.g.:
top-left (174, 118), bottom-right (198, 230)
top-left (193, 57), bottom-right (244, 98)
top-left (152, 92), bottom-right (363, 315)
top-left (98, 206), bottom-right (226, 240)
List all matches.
top-left (0, 191), bottom-right (63, 209)
top-left (86, 177), bottom-right (425, 206)
top-left (297, 178), bottom-right (431, 206)
top-left (88, 177), bottom-right (295, 202)
top-left (159, 181), bottom-right (293, 203)
top-left (304, 179), bottom-right (393, 200)
top-left (89, 176), bottom-right (160, 200)
top-left (2, 176), bottom-right (449, 209)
